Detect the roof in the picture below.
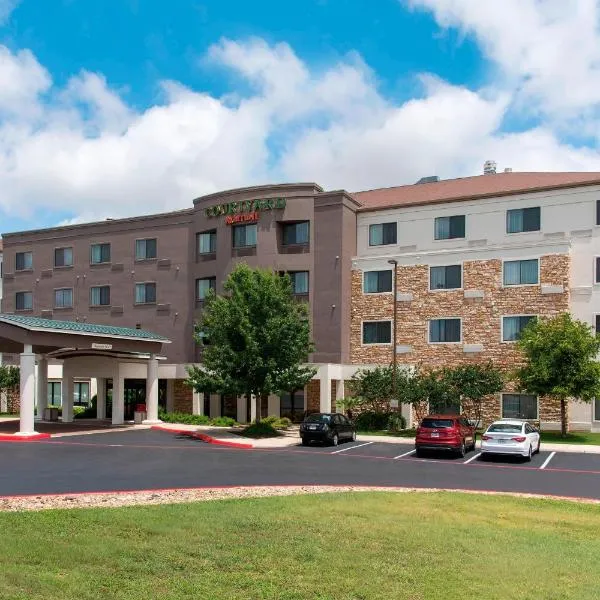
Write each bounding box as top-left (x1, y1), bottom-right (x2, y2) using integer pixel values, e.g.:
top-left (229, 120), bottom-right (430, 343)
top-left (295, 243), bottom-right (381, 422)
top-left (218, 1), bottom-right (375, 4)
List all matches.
top-left (0, 314), bottom-right (170, 343)
top-left (353, 172), bottom-right (600, 211)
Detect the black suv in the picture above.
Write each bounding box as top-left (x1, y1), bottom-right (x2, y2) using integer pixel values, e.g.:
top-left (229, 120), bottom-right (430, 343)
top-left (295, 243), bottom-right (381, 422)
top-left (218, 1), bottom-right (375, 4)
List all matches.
top-left (300, 413), bottom-right (356, 446)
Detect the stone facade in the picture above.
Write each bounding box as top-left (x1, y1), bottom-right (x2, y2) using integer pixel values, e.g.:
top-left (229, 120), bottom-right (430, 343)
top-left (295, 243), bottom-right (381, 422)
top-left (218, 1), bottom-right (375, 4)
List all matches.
top-left (173, 379), bottom-right (193, 413)
top-left (306, 379), bottom-right (320, 413)
top-left (350, 254), bottom-right (571, 425)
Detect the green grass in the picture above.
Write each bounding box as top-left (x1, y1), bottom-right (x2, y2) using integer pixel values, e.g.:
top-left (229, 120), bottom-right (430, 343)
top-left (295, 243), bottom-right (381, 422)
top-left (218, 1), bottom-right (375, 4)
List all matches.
top-left (1, 492), bottom-right (599, 599)
top-left (540, 431), bottom-right (600, 445)
top-left (358, 428), bottom-right (417, 438)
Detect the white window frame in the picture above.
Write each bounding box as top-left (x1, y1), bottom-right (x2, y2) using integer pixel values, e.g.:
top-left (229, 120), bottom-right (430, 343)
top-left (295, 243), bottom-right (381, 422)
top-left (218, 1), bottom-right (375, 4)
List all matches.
top-left (368, 222), bottom-right (398, 247)
top-left (15, 251), bottom-right (33, 272)
top-left (134, 281), bottom-right (157, 305)
top-left (135, 238), bottom-right (158, 261)
top-left (501, 314), bottom-right (538, 343)
top-left (501, 393), bottom-right (539, 420)
top-left (501, 257), bottom-right (540, 287)
top-left (361, 319), bottom-right (393, 346)
top-left (90, 285), bottom-right (111, 307)
top-left (428, 263), bottom-right (463, 292)
top-left (433, 214), bottom-right (466, 241)
top-left (362, 269), bottom-right (394, 295)
top-left (428, 317), bottom-right (462, 344)
top-left (505, 206), bottom-right (542, 235)
top-left (54, 246), bottom-right (73, 268)
top-left (90, 242), bottom-right (111, 265)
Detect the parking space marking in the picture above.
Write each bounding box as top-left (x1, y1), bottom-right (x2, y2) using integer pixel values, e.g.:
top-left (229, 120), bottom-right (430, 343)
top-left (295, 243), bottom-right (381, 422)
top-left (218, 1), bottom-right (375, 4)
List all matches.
top-left (393, 449), bottom-right (416, 459)
top-left (330, 442), bottom-right (373, 454)
top-left (463, 452), bottom-right (481, 464)
top-left (540, 451), bottom-right (556, 470)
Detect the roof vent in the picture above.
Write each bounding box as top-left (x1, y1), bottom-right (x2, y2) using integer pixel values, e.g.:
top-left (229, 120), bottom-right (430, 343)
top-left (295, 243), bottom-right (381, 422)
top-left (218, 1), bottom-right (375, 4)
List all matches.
top-left (483, 160), bottom-right (497, 175)
top-left (416, 176), bottom-right (440, 184)
top-left (504, 167), bottom-right (513, 173)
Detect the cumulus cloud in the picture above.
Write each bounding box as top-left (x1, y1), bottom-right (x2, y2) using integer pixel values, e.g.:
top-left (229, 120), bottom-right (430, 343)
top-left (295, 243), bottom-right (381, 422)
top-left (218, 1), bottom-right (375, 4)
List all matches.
top-left (0, 30), bottom-right (599, 227)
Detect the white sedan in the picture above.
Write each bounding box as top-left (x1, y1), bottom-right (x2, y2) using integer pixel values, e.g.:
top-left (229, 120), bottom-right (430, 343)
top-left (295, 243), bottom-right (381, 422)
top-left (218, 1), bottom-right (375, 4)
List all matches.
top-left (481, 420), bottom-right (541, 461)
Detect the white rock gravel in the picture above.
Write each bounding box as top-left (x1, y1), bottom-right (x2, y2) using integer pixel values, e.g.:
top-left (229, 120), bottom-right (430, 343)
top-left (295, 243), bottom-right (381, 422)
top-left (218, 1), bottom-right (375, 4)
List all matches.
top-left (0, 486), bottom-right (598, 512)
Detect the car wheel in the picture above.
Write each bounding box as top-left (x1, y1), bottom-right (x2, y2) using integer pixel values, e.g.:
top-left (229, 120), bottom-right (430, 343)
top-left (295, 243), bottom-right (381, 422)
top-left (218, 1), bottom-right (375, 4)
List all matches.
top-left (301, 438), bottom-right (309, 446)
top-left (526, 444), bottom-right (533, 462)
top-left (458, 440), bottom-right (466, 458)
top-left (351, 431), bottom-right (357, 442)
top-left (331, 433), bottom-right (339, 447)
top-left (415, 448), bottom-right (424, 458)
top-left (470, 434), bottom-right (477, 451)
top-left (536, 439), bottom-right (541, 454)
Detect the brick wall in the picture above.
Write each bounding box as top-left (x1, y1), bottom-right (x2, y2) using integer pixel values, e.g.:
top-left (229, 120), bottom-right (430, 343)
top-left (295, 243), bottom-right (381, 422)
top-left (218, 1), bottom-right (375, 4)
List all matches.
top-left (306, 379), bottom-right (320, 413)
top-left (173, 379), bottom-right (193, 413)
top-left (351, 254), bottom-right (570, 425)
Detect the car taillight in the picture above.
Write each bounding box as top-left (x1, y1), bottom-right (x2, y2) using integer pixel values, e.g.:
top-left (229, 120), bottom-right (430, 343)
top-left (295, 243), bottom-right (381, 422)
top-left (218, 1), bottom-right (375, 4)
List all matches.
top-left (481, 435), bottom-right (492, 441)
top-left (512, 436), bottom-right (526, 442)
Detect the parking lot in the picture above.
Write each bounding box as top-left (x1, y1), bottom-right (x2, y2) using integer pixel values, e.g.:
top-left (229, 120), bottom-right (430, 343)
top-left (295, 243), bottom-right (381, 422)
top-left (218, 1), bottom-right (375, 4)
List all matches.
top-left (0, 429), bottom-right (599, 499)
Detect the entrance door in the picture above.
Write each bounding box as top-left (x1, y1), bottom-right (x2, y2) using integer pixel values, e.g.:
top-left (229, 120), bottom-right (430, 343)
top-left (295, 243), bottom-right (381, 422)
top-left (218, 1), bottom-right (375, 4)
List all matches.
top-left (124, 379), bottom-right (146, 421)
top-left (280, 390), bottom-right (305, 423)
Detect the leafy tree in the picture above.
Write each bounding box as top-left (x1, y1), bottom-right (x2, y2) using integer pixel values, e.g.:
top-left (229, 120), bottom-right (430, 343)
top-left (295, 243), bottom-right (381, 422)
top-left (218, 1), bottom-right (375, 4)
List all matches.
top-left (0, 365), bottom-right (19, 414)
top-left (516, 313), bottom-right (600, 437)
top-left (186, 264), bottom-right (316, 420)
top-left (443, 363), bottom-right (504, 427)
top-left (346, 367), bottom-right (394, 413)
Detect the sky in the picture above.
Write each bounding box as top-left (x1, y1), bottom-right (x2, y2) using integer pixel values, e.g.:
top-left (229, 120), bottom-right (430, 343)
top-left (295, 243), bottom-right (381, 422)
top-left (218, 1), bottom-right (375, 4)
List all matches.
top-left (1, 0), bottom-right (600, 233)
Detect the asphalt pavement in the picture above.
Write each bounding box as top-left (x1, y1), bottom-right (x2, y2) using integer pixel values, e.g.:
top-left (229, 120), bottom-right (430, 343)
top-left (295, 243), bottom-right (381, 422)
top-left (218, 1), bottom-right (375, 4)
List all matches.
top-left (0, 429), bottom-right (599, 499)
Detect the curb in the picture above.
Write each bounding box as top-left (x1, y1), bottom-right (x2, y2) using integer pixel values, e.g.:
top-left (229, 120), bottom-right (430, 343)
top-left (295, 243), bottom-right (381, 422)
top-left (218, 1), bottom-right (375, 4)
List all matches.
top-left (0, 433), bottom-right (52, 442)
top-left (151, 425), bottom-right (253, 449)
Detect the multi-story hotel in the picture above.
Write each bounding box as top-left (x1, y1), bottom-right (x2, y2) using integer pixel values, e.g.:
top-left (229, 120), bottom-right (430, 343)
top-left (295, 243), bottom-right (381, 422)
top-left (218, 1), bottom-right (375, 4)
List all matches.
top-left (2, 166), bottom-right (600, 430)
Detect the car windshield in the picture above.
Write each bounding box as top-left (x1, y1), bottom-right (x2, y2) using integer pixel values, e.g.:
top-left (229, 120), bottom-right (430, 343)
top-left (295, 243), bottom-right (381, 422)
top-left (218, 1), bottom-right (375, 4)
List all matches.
top-left (305, 414), bottom-right (331, 423)
top-left (487, 424), bottom-right (523, 433)
top-left (421, 419), bottom-right (454, 428)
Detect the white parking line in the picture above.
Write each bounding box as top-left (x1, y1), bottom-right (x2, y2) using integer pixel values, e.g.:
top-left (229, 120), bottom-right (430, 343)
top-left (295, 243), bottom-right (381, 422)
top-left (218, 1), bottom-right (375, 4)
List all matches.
top-left (393, 449), bottom-right (416, 459)
top-left (463, 452), bottom-right (481, 464)
top-left (540, 451), bottom-right (556, 470)
top-left (330, 442), bottom-right (373, 454)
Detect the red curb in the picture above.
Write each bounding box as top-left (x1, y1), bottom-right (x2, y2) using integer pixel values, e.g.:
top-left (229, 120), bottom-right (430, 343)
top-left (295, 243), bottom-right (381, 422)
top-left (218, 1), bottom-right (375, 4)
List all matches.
top-left (150, 425), bottom-right (253, 449)
top-left (0, 433), bottom-right (52, 442)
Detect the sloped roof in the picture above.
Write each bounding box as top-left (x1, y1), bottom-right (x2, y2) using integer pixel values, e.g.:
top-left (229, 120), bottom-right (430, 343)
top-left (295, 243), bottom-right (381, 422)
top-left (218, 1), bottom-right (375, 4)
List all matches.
top-left (353, 172), bottom-right (600, 211)
top-left (0, 314), bottom-right (170, 343)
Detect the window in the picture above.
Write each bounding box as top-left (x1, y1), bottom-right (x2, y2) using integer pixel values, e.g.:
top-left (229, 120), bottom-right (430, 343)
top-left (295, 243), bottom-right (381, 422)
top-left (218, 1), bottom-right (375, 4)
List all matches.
top-left (362, 321), bottom-right (392, 344)
top-left (430, 265), bottom-right (462, 290)
top-left (503, 316), bottom-right (536, 341)
top-left (596, 257), bottom-right (600, 283)
top-left (232, 224), bottom-right (257, 248)
top-left (90, 286), bottom-right (110, 307)
top-left (289, 271), bottom-right (309, 295)
top-left (369, 222), bottom-right (397, 246)
top-left (196, 277), bottom-right (216, 301)
top-left (595, 398), bottom-right (600, 421)
top-left (135, 282), bottom-right (156, 304)
top-left (506, 207), bottom-right (540, 233)
top-left (595, 314), bottom-right (600, 334)
top-left (280, 390), bottom-right (305, 422)
top-left (54, 247), bottom-right (73, 267)
top-left (90, 243), bottom-right (111, 264)
top-left (434, 215), bottom-right (465, 240)
top-left (74, 382), bottom-right (90, 406)
top-left (596, 200), bottom-right (600, 226)
top-left (364, 270), bottom-right (393, 293)
top-left (54, 288), bottom-right (73, 308)
top-left (47, 382), bottom-right (62, 406)
top-left (282, 221), bottom-right (309, 246)
top-left (503, 259), bottom-right (539, 285)
top-left (135, 238), bottom-right (157, 260)
top-left (15, 251), bottom-right (32, 271)
top-left (429, 318), bottom-right (461, 343)
top-left (15, 291), bottom-right (33, 311)
top-left (197, 231), bottom-right (216, 254)
top-left (502, 394), bottom-right (538, 419)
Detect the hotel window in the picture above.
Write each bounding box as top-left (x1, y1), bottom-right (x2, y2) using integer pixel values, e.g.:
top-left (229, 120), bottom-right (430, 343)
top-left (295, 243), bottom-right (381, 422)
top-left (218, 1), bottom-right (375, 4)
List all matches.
top-left (595, 315), bottom-right (600, 334)
top-left (369, 222), bottom-right (397, 246)
top-left (434, 215), bottom-right (465, 240)
top-left (90, 286), bottom-right (110, 307)
top-left (54, 247), bottom-right (73, 267)
top-left (196, 277), bottom-right (216, 301)
top-left (362, 321), bottom-right (392, 344)
top-left (74, 382), bottom-right (90, 406)
top-left (135, 238), bottom-right (157, 260)
top-left (502, 394), bottom-right (538, 420)
top-left (282, 221), bottom-right (309, 246)
top-left (503, 259), bottom-right (538, 286)
top-left (596, 200), bottom-right (600, 226)
top-left (90, 243), bottom-right (111, 264)
top-left (15, 251), bottom-right (33, 271)
top-left (197, 231), bottom-right (216, 254)
top-left (289, 271), bottom-right (309, 295)
top-left (503, 315), bottom-right (536, 342)
top-left (54, 288), bottom-right (73, 309)
top-left (364, 270), bottom-right (393, 293)
top-left (595, 257), bottom-right (600, 283)
top-left (430, 265), bottom-right (462, 290)
top-left (232, 224), bottom-right (257, 248)
top-left (135, 282), bottom-right (156, 304)
top-left (15, 291), bottom-right (33, 311)
top-left (506, 207), bottom-right (540, 233)
top-left (47, 382), bottom-right (62, 406)
top-left (429, 318), bottom-right (461, 343)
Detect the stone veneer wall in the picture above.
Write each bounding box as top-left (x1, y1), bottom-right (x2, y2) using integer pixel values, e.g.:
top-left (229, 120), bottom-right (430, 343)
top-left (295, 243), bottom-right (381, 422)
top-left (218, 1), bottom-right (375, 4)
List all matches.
top-left (306, 379), bottom-right (320, 413)
top-left (173, 379), bottom-right (193, 413)
top-left (351, 255), bottom-right (570, 425)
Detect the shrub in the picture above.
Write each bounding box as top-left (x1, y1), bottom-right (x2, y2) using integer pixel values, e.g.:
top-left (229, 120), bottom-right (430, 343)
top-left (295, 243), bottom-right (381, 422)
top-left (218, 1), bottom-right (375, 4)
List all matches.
top-left (74, 406), bottom-right (96, 419)
top-left (239, 421), bottom-right (281, 438)
top-left (158, 411), bottom-right (211, 425)
top-left (387, 413), bottom-right (406, 431)
top-left (261, 415), bottom-right (292, 430)
top-left (354, 411), bottom-right (406, 431)
top-left (210, 416), bottom-right (237, 427)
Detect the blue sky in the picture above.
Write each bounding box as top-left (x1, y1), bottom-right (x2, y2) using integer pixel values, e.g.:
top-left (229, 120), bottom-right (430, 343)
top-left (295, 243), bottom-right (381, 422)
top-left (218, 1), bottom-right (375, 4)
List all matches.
top-left (0, 0), bottom-right (599, 232)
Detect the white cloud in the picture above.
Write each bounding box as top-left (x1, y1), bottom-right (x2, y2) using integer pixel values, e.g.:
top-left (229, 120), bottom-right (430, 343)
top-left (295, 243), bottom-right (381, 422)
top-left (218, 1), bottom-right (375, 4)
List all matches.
top-left (0, 34), bottom-right (599, 228)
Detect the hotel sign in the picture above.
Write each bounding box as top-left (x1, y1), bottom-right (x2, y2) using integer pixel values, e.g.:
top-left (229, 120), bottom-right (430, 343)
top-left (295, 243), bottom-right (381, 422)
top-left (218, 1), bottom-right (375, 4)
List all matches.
top-left (92, 343), bottom-right (113, 350)
top-left (205, 197), bottom-right (287, 220)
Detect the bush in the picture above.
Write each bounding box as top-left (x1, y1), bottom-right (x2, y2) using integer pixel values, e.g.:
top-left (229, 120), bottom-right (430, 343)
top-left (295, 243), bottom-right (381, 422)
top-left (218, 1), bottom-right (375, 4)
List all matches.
top-left (261, 415), bottom-right (292, 430)
top-left (387, 413), bottom-right (407, 431)
top-left (74, 406), bottom-right (96, 419)
top-left (158, 411), bottom-right (211, 425)
top-left (239, 421), bottom-right (281, 438)
top-left (210, 416), bottom-right (237, 427)
top-left (354, 411), bottom-right (406, 432)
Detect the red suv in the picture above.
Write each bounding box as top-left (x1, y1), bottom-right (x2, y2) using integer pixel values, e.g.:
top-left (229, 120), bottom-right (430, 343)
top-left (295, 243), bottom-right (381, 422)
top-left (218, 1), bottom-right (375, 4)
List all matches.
top-left (415, 415), bottom-right (476, 458)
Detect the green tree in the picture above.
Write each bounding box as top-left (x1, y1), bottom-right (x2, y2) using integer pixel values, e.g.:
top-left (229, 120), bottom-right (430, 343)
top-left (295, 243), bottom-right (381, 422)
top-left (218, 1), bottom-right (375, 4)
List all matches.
top-left (186, 264), bottom-right (316, 420)
top-left (516, 313), bottom-right (600, 437)
top-left (346, 367), bottom-right (394, 413)
top-left (0, 365), bottom-right (19, 414)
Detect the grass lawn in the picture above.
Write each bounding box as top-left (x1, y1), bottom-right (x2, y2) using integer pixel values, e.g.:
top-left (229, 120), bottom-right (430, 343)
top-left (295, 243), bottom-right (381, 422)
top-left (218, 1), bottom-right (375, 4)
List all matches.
top-left (540, 431), bottom-right (600, 445)
top-left (358, 429), bottom-right (417, 438)
top-left (1, 493), bottom-right (600, 600)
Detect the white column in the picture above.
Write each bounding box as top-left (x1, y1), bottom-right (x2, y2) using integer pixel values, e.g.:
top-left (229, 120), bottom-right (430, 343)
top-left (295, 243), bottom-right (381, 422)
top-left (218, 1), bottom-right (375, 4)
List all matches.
top-left (237, 396), bottom-right (247, 423)
top-left (193, 391), bottom-right (202, 416)
top-left (250, 394), bottom-right (257, 422)
top-left (143, 356), bottom-right (161, 424)
top-left (335, 379), bottom-right (345, 413)
top-left (112, 363), bottom-right (124, 425)
top-left (96, 378), bottom-right (106, 419)
top-left (210, 393), bottom-right (220, 417)
top-left (36, 356), bottom-right (48, 421)
top-left (61, 365), bottom-right (74, 423)
top-left (319, 366), bottom-right (332, 413)
top-left (16, 344), bottom-right (36, 435)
